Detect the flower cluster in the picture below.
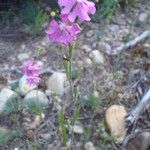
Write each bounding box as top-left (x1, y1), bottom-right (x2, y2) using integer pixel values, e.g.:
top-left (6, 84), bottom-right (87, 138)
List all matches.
top-left (46, 0), bottom-right (96, 45)
top-left (22, 60), bottom-right (41, 86)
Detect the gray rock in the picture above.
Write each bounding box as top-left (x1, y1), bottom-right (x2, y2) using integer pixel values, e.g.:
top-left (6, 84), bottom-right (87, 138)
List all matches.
top-left (82, 45), bottom-right (92, 53)
top-left (98, 42), bottom-right (111, 53)
top-left (17, 53), bottom-right (29, 62)
top-left (89, 50), bottom-right (105, 64)
top-left (84, 142), bottom-right (95, 150)
top-left (47, 72), bottom-right (68, 96)
top-left (71, 124), bottom-right (84, 134)
top-left (86, 30), bottom-right (94, 38)
top-left (0, 88), bottom-right (18, 113)
top-left (138, 12), bottom-right (149, 23)
top-left (24, 90), bottom-right (49, 106)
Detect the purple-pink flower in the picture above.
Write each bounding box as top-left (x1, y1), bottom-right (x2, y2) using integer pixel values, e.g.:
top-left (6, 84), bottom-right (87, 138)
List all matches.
top-left (46, 17), bottom-right (81, 45)
top-left (22, 60), bottom-right (40, 77)
top-left (26, 76), bottom-right (41, 86)
top-left (22, 60), bottom-right (41, 86)
top-left (58, 0), bottom-right (96, 22)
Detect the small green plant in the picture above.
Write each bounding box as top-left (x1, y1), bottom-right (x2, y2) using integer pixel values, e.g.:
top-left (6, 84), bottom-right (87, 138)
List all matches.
top-left (58, 110), bottom-right (67, 145)
top-left (25, 99), bottom-right (45, 116)
top-left (92, 0), bottom-right (118, 24)
top-left (3, 95), bottom-right (22, 114)
top-left (0, 128), bottom-right (23, 149)
top-left (83, 91), bottom-right (102, 110)
top-left (21, 0), bottom-right (48, 35)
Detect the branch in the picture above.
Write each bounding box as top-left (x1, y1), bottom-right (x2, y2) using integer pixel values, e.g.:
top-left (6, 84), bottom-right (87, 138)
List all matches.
top-left (112, 29), bottom-right (150, 55)
top-left (126, 88), bottom-right (150, 126)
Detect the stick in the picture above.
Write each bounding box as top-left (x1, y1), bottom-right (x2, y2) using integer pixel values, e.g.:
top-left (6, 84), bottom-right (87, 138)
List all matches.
top-left (112, 29), bottom-right (150, 55)
top-left (126, 88), bottom-right (150, 125)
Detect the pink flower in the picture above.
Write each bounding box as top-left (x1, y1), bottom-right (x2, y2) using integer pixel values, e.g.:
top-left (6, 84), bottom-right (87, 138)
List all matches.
top-left (58, 0), bottom-right (96, 22)
top-left (26, 76), bottom-right (41, 86)
top-left (22, 60), bottom-right (40, 77)
top-left (46, 17), bottom-right (81, 45)
top-left (22, 60), bottom-right (41, 86)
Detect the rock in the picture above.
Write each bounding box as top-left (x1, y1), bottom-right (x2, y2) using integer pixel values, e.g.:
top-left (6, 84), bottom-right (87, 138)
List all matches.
top-left (0, 126), bottom-right (9, 133)
top-left (40, 133), bottom-right (51, 141)
top-left (84, 142), bottom-right (95, 150)
top-left (98, 42), bottom-right (111, 54)
top-left (89, 50), bottom-right (105, 64)
top-left (83, 58), bottom-right (92, 66)
top-left (105, 105), bottom-right (127, 143)
top-left (109, 24), bottom-right (119, 32)
top-left (47, 72), bottom-right (68, 96)
top-left (0, 88), bottom-right (18, 113)
top-left (86, 30), bottom-right (94, 38)
top-left (17, 53), bottom-right (29, 62)
top-left (72, 124), bottom-right (84, 134)
top-left (138, 13), bottom-right (148, 23)
top-left (24, 90), bottom-right (49, 107)
top-left (82, 45), bottom-right (92, 53)
top-left (45, 89), bottom-right (52, 97)
top-left (127, 132), bottom-right (150, 150)
top-left (19, 75), bottom-right (37, 96)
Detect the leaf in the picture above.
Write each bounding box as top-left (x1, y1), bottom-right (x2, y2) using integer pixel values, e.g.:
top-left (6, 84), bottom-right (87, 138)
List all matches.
top-left (73, 106), bottom-right (80, 123)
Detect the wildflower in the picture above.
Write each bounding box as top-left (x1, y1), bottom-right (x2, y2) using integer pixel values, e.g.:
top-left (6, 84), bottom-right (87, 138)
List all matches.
top-left (26, 76), bottom-right (41, 86)
top-left (46, 17), bottom-right (81, 45)
top-left (58, 0), bottom-right (96, 22)
top-left (22, 60), bottom-right (41, 86)
top-left (22, 60), bottom-right (40, 77)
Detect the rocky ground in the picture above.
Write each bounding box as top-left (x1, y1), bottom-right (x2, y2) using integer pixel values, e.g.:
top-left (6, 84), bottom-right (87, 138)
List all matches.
top-left (0, 0), bottom-right (150, 150)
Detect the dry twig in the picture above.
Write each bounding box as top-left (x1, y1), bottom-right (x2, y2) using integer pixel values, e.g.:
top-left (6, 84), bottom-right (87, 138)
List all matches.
top-left (112, 29), bottom-right (150, 55)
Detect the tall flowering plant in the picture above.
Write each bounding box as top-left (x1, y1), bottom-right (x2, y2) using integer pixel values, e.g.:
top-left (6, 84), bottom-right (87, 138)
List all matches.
top-left (46, 0), bottom-right (96, 145)
top-left (46, 0), bottom-right (96, 90)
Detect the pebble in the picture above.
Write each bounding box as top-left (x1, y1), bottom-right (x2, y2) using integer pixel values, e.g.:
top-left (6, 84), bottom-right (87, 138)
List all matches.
top-left (105, 105), bottom-right (127, 143)
top-left (17, 53), bottom-right (29, 62)
top-left (82, 45), bottom-right (92, 53)
top-left (89, 50), bottom-right (105, 64)
top-left (138, 12), bottom-right (149, 23)
top-left (0, 88), bottom-right (18, 113)
top-left (84, 142), bottom-right (95, 150)
top-left (24, 90), bottom-right (49, 106)
top-left (47, 72), bottom-right (68, 96)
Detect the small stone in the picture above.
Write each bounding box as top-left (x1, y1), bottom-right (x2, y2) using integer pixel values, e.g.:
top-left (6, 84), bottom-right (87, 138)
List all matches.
top-left (17, 53), bottom-right (29, 62)
top-left (40, 133), bottom-right (51, 141)
top-left (19, 75), bottom-right (37, 96)
top-left (83, 58), bottom-right (92, 66)
top-left (0, 126), bottom-right (8, 133)
top-left (105, 105), bottom-right (127, 143)
top-left (89, 50), bottom-right (105, 64)
top-left (109, 24), bottom-right (119, 32)
top-left (81, 45), bottom-right (92, 53)
top-left (45, 90), bottom-right (52, 96)
top-left (21, 44), bottom-right (26, 50)
top-left (86, 30), bottom-right (94, 38)
top-left (127, 132), bottom-right (150, 150)
top-left (98, 42), bottom-right (111, 54)
top-left (0, 88), bottom-right (18, 113)
top-left (73, 124), bottom-right (84, 134)
top-left (84, 142), bottom-right (95, 150)
top-left (24, 90), bottom-right (49, 106)
top-left (138, 13), bottom-right (148, 23)
top-left (47, 72), bottom-right (68, 96)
